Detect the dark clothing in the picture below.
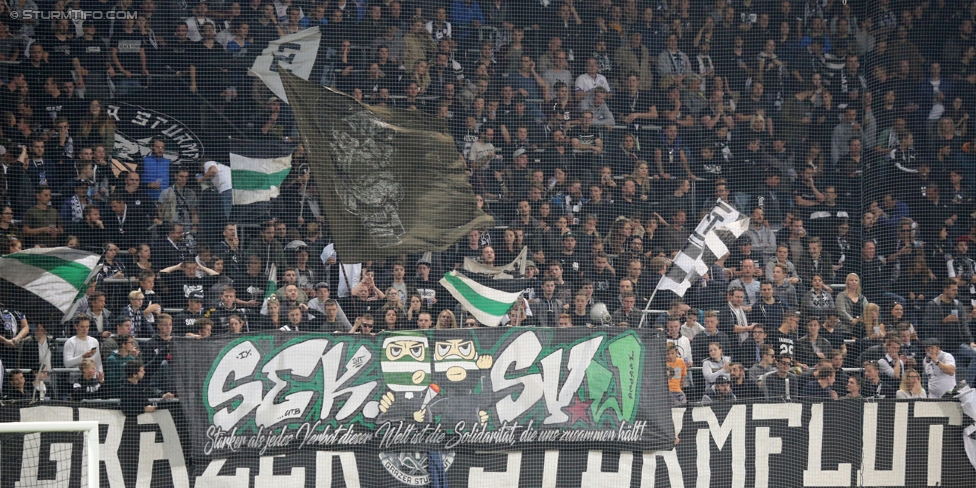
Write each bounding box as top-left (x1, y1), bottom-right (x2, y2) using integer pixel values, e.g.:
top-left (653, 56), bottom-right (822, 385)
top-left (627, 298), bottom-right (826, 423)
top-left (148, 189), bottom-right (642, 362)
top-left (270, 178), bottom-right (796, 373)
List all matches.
top-left (863, 377), bottom-right (897, 399)
top-left (172, 310), bottom-right (206, 336)
top-left (762, 372), bottom-right (800, 399)
top-left (731, 377), bottom-right (763, 399)
top-left (691, 331), bottom-right (732, 369)
top-left (802, 380), bottom-right (836, 399)
top-left (750, 299), bottom-right (788, 331)
top-left (71, 377), bottom-right (104, 401)
top-left (922, 296), bottom-right (974, 347)
top-left (117, 380), bottom-right (156, 416)
top-left (767, 327), bottom-right (799, 358)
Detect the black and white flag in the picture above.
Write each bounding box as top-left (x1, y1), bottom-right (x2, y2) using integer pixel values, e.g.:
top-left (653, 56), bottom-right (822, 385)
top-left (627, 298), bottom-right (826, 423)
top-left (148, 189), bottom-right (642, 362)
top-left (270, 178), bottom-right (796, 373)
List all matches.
top-left (656, 200), bottom-right (750, 297)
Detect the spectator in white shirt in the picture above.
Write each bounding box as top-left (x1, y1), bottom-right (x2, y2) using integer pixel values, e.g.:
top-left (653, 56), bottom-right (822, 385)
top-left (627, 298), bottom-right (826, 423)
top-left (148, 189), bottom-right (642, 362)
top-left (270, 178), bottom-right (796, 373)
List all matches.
top-left (923, 337), bottom-right (957, 398)
top-left (63, 316), bottom-right (103, 377)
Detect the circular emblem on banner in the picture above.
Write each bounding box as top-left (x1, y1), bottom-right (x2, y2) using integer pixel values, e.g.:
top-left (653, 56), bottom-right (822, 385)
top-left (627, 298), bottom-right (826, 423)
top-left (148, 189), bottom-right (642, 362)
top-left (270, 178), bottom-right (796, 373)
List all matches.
top-left (379, 451), bottom-right (454, 485)
top-left (107, 102), bottom-right (205, 167)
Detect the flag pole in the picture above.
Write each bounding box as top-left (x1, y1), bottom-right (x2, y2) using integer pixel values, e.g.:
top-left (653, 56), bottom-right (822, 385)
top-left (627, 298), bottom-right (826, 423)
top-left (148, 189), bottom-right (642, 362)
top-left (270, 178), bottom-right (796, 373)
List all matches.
top-left (637, 287), bottom-right (661, 329)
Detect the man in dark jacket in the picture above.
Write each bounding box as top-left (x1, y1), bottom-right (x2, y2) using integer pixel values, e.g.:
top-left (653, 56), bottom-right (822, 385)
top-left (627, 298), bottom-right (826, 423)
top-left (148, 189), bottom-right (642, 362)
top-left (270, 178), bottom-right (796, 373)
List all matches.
top-left (922, 279), bottom-right (976, 374)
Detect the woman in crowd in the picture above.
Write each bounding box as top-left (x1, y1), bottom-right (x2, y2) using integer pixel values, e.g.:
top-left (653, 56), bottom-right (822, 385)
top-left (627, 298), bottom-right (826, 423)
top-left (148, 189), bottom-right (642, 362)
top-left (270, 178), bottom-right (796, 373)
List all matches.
top-left (886, 302), bottom-right (918, 339)
top-left (227, 314), bottom-right (245, 334)
top-left (133, 243), bottom-right (154, 274)
top-left (629, 160), bottom-right (653, 199)
top-left (80, 99), bottom-right (116, 155)
top-left (495, 229), bottom-right (520, 264)
top-left (435, 309), bottom-right (457, 329)
top-left (406, 59), bottom-right (431, 96)
top-left (701, 341), bottom-right (732, 390)
top-left (0, 206), bottom-right (20, 243)
top-left (796, 316), bottom-right (833, 369)
top-left (382, 308), bottom-right (401, 331)
top-left (382, 287), bottom-right (405, 316)
top-left (97, 242), bottom-right (127, 279)
top-left (405, 294), bottom-right (429, 327)
top-left (897, 368), bottom-right (926, 399)
top-left (861, 302), bottom-right (886, 346)
top-left (610, 133), bottom-right (643, 175)
top-left (835, 272), bottom-right (865, 333)
top-left (261, 296), bottom-right (282, 330)
top-left (606, 217), bottom-right (634, 255)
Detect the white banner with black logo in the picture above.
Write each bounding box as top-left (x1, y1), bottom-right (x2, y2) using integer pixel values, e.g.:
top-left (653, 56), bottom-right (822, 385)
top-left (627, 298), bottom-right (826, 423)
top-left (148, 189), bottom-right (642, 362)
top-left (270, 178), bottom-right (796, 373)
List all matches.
top-left (250, 27), bottom-right (322, 104)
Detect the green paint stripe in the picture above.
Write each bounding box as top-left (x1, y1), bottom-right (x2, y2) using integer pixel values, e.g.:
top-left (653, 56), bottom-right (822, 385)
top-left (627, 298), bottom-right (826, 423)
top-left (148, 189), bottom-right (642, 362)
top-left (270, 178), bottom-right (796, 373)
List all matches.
top-left (442, 273), bottom-right (516, 317)
top-left (231, 167), bottom-right (292, 191)
top-left (1, 254), bottom-right (93, 290)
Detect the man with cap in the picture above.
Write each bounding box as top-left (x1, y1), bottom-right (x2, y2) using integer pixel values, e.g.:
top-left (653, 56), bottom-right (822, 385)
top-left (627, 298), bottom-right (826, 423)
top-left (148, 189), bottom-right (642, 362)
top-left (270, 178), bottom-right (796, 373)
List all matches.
top-left (701, 375), bottom-right (736, 404)
top-left (173, 290), bottom-right (207, 336)
top-left (923, 338), bottom-right (957, 398)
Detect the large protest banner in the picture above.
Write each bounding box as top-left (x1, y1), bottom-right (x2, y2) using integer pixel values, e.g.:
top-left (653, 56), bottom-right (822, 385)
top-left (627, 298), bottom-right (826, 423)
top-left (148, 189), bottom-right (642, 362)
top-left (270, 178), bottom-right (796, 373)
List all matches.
top-left (0, 400), bottom-right (970, 487)
top-left (172, 328), bottom-right (676, 460)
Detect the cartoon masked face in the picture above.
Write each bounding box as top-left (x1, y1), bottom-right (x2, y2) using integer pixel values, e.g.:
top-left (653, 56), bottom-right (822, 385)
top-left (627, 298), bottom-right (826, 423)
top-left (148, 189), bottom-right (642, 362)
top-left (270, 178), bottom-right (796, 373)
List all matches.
top-left (433, 339), bottom-right (480, 382)
top-left (382, 333), bottom-right (430, 392)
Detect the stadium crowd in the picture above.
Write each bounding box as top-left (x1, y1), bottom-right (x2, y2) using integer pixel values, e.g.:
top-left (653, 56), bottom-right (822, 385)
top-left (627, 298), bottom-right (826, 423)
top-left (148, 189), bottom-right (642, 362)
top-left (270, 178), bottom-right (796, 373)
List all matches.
top-left (1, 0), bottom-right (976, 406)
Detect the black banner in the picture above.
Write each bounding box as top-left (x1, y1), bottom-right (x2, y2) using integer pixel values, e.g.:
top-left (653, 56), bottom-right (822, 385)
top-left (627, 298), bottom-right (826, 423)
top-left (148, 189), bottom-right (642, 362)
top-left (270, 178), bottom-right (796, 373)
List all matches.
top-left (171, 329), bottom-right (676, 460)
top-left (0, 400), bottom-right (971, 487)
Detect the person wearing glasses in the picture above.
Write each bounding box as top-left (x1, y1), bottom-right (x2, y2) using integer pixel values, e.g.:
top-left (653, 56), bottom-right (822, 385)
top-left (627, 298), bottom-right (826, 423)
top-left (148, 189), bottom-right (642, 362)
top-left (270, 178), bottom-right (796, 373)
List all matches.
top-left (896, 368), bottom-right (926, 399)
top-left (749, 344), bottom-right (777, 384)
top-left (761, 353), bottom-right (799, 400)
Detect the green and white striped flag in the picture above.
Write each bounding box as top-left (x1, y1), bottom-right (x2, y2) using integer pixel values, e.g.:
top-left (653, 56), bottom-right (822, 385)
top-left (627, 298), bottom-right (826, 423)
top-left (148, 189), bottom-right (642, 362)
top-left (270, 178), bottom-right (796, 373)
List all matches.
top-left (440, 270), bottom-right (523, 327)
top-left (230, 151), bottom-right (293, 205)
top-left (0, 247), bottom-right (100, 315)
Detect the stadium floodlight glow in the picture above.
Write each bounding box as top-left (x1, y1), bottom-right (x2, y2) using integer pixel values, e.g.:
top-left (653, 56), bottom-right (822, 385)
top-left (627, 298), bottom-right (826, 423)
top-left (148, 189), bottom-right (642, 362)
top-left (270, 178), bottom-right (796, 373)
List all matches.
top-left (0, 421), bottom-right (100, 488)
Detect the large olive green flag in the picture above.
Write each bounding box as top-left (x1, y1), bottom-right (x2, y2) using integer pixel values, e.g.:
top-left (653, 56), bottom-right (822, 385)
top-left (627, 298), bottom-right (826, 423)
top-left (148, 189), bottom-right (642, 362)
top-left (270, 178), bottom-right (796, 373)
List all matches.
top-left (279, 71), bottom-right (494, 263)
